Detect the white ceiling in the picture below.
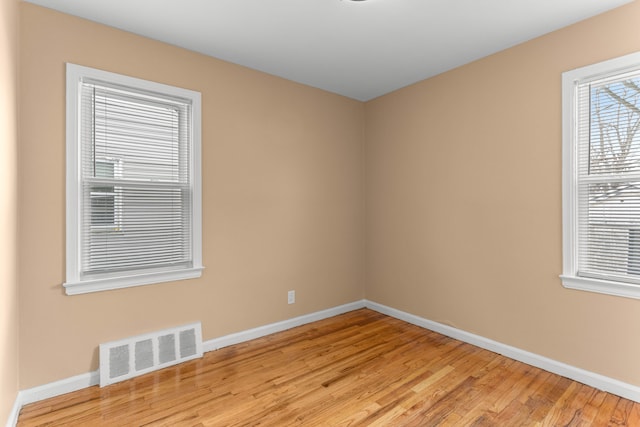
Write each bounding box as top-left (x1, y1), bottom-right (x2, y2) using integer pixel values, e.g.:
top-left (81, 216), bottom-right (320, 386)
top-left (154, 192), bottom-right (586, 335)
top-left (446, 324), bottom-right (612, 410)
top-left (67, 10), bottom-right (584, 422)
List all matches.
top-left (24, 0), bottom-right (634, 101)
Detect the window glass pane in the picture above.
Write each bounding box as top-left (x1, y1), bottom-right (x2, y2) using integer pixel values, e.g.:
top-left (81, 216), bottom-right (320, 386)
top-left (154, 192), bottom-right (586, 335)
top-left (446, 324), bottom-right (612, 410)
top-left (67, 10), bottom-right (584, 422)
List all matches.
top-left (90, 190), bottom-right (115, 227)
top-left (580, 181), bottom-right (640, 284)
top-left (95, 160), bottom-right (114, 178)
top-left (83, 186), bottom-right (191, 274)
top-left (93, 88), bottom-right (188, 184)
top-left (589, 76), bottom-right (640, 175)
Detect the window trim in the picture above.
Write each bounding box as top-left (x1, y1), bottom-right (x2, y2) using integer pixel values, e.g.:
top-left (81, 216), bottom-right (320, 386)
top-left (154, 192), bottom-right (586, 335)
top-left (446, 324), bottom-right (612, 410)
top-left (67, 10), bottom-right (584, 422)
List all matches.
top-left (561, 51), bottom-right (640, 300)
top-left (64, 63), bottom-right (203, 295)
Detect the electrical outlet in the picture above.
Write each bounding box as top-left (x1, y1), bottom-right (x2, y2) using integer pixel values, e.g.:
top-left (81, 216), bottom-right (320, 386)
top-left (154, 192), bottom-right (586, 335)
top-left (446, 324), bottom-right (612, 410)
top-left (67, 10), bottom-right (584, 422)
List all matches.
top-left (287, 290), bottom-right (295, 304)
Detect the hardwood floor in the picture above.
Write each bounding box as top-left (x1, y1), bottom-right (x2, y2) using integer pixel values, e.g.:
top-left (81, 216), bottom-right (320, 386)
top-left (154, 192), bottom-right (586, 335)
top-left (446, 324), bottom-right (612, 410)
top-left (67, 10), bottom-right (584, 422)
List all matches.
top-left (17, 309), bottom-right (640, 426)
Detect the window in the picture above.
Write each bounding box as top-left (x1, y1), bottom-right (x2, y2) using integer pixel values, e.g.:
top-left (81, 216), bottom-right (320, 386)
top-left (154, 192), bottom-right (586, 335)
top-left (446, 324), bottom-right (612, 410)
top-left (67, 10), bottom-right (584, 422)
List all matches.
top-left (65, 64), bottom-right (203, 295)
top-left (561, 52), bottom-right (640, 299)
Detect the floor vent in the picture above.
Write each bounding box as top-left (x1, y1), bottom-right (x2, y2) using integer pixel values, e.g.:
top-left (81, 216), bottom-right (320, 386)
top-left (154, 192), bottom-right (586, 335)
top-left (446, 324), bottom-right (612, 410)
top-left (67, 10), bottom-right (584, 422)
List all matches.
top-left (99, 322), bottom-right (203, 387)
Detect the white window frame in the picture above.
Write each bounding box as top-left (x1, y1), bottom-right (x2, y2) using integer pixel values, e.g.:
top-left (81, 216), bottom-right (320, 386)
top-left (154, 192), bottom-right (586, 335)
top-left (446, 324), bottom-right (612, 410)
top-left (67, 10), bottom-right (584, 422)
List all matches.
top-left (64, 63), bottom-right (203, 295)
top-left (561, 51), bottom-right (640, 300)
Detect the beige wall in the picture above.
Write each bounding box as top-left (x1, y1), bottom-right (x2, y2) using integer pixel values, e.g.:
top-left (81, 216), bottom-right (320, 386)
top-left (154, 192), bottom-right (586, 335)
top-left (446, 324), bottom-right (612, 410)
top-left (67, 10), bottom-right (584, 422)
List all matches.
top-left (0, 0), bottom-right (19, 422)
top-left (365, 1), bottom-right (640, 386)
top-left (18, 3), bottom-right (365, 389)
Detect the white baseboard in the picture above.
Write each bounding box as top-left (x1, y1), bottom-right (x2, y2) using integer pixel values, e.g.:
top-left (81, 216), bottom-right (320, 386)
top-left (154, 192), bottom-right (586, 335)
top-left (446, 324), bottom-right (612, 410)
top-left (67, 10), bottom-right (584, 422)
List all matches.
top-left (364, 299), bottom-right (640, 403)
top-left (8, 297), bottom-right (639, 427)
top-left (6, 370), bottom-right (99, 427)
top-left (203, 300), bottom-right (366, 352)
top-left (18, 371), bottom-right (100, 407)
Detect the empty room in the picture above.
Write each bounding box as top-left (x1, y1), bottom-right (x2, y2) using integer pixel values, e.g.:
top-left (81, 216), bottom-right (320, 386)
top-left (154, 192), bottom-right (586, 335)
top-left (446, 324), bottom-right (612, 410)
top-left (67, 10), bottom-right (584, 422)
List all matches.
top-left (2, 0), bottom-right (640, 425)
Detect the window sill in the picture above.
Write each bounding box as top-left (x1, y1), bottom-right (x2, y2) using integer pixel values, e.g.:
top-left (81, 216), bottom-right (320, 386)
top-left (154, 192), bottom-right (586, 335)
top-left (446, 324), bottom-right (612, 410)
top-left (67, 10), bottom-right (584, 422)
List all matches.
top-left (560, 274), bottom-right (640, 300)
top-left (64, 266), bottom-right (204, 295)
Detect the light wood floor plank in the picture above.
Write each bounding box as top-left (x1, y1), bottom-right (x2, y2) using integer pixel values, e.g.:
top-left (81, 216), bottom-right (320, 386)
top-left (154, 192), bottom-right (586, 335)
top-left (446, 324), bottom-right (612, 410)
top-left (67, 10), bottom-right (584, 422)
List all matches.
top-left (16, 309), bottom-right (640, 426)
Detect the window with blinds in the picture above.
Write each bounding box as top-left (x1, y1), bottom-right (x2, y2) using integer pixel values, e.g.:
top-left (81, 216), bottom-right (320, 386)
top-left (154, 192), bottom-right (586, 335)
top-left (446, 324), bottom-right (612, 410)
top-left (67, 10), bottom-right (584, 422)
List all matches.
top-left (562, 52), bottom-right (640, 299)
top-left (65, 64), bottom-right (203, 295)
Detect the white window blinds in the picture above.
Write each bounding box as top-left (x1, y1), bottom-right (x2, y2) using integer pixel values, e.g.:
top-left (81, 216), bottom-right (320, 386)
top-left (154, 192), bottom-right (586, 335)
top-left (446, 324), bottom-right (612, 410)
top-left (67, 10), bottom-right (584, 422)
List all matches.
top-left (65, 64), bottom-right (202, 295)
top-left (575, 70), bottom-right (640, 285)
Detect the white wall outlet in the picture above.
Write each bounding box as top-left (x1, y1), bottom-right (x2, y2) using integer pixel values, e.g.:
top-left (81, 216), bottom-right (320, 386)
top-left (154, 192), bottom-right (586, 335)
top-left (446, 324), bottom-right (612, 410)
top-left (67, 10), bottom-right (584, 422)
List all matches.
top-left (287, 290), bottom-right (295, 304)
